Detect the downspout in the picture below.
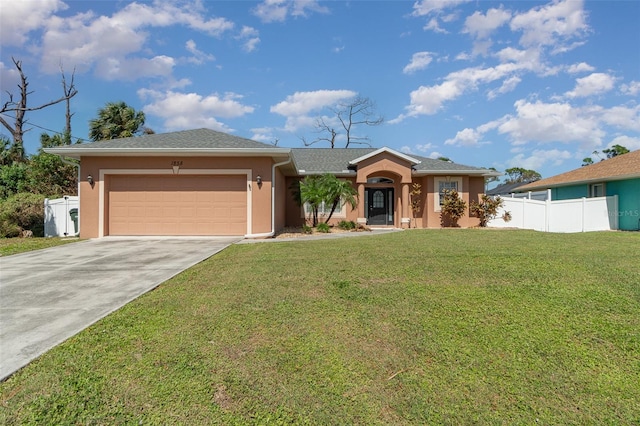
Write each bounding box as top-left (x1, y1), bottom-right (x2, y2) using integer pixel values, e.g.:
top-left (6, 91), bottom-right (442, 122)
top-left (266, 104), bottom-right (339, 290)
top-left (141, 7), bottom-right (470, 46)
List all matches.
top-left (60, 156), bottom-right (80, 236)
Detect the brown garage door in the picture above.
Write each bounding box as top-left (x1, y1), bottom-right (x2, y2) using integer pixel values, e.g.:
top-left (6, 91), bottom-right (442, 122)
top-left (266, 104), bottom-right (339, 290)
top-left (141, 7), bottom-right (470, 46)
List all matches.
top-left (108, 175), bottom-right (247, 236)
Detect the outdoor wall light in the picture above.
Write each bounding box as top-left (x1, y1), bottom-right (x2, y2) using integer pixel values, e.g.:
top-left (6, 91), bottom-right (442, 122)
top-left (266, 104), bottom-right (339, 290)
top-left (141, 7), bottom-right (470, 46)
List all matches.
top-left (87, 174), bottom-right (94, 187)
top-left (256, 175), bottom-right (262, 187)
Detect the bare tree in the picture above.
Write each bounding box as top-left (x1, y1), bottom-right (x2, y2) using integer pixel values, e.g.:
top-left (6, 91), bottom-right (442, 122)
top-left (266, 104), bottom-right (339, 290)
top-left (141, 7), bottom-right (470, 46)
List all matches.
top-left (302, 96), bottom-right (383, 148)
top-left (0, 57), bottom-right (78, 155)
top-left (60, 64), bottom-right (77, 144)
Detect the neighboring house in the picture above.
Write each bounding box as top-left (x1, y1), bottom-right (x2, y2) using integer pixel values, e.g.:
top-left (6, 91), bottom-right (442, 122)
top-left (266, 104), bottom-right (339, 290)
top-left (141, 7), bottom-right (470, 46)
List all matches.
top-left (517, 149), bottom-right (640, 231)
top-left (46, 128), bottom-right (499, 238)
top-left (486, 182), bottom-right (529, 196)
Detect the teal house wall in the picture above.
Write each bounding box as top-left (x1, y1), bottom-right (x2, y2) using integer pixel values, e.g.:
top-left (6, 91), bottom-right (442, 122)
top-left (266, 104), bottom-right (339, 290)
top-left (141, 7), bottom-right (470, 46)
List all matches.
top-left (607, 178), bottom-right (640, 231)
top-left (552, 178), bottom-right (640, 231)
top-left (552, 184), bottom-right (587, 200)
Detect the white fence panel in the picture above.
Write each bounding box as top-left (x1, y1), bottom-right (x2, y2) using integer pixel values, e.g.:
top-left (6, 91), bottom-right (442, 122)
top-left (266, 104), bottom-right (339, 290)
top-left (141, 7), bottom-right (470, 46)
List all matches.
top-left (488, 195), bottom-right (618, 233)
top-left (44, 196), bottom-right (79, 237)
top-left (489, 198), bottom-right (547, 231)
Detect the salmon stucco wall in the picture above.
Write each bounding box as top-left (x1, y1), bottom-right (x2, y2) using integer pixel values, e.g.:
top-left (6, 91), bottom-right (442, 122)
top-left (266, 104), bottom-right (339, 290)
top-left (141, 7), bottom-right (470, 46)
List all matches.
top-left (423, 175), bottom-right (484, 228)
top-left (79, 156), bottom-right (275, 238)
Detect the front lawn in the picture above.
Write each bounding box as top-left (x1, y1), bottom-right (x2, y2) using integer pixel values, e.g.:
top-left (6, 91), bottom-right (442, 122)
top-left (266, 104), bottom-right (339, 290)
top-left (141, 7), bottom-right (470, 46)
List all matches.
top-left (1, 230), bottom-right (638, 424)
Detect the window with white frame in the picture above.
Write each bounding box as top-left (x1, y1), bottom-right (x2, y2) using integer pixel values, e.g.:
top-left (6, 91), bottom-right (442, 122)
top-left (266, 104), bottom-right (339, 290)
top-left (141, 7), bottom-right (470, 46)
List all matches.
top-left (434, 177), bottom-right (463, 211)
top-left (589, 183), bottom-right (605, 198)
top-left (302, 199), bottom-right (346, 218)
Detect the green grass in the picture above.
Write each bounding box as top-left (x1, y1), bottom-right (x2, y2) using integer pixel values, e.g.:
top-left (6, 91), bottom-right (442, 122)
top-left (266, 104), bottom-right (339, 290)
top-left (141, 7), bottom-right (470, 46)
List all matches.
top-left (0, 237), bottom-right (81, 256)
top-left (1, 230), bottom-right (639, 424)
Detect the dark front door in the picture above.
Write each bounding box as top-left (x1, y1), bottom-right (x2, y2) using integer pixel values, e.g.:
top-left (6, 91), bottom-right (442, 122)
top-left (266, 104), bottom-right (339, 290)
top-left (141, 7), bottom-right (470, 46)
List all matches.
top-left (367, 188), bottom-right (393, 225)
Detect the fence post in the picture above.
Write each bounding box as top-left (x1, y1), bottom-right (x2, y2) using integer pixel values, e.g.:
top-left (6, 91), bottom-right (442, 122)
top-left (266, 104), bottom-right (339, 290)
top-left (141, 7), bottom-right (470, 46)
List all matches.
top-left (582, 197), bottom-right (586, 232)
top-left (545, 198), bottom-right (550, 232)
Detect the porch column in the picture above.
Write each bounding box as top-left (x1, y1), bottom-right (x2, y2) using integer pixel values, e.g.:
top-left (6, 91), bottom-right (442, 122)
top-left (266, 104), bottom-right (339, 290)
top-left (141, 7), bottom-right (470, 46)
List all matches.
top-left (401, 182), bottom-right (410, 229)
top-left (357, 183), bottom-right (367, 225)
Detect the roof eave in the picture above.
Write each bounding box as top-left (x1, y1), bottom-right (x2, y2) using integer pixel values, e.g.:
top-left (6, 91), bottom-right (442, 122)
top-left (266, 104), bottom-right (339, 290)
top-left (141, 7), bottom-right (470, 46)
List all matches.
top-left (44, 147), bottom-right (292, 159)
top-left (413, 169), bottom-right (501, 177)
top-left (296, 170), bottom-right (356, 177)
top-left (519, 172), bottom-right (640, 191)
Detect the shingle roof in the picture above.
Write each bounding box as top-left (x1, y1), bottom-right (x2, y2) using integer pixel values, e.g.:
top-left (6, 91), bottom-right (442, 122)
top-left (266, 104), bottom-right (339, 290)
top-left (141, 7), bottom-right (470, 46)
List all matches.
top-left (486, 181), bottom-right (529, 195)
top-left (519, 149), bottom-right (640, 191)
top-left (290, 148), bottom-right (496, 175)
top-left (57, 128), bottom-right (278, 150)
top-left (45, 127), bottom-right (498, 176)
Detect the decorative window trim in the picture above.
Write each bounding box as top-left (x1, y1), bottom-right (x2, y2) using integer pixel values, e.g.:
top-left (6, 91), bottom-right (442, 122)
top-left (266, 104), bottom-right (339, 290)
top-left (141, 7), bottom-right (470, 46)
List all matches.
top-left (434, 176), bottom-right (463, 212)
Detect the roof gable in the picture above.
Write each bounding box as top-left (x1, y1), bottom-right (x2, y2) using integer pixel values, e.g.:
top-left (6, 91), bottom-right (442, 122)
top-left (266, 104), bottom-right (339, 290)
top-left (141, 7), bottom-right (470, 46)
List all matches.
top-left (349, 147), bottom-right (421, 166)
top-left (519, 149), bottom-right (640, 190)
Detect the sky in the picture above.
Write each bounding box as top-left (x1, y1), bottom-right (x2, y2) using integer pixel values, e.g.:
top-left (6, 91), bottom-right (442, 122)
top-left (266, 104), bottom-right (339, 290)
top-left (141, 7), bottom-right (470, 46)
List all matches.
top-left (1, 0), bottom-right (639, 180)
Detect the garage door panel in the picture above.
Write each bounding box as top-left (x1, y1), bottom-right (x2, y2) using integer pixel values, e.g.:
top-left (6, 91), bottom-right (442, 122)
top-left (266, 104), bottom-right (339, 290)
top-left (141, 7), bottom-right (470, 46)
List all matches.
top-left (108, 175), bottom-right (247, 236)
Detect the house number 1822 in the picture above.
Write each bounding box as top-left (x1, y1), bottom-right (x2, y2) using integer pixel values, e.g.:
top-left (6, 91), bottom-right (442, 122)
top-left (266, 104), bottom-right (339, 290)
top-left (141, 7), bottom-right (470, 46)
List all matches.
top-left (171, 161), bottom-right (183, 166)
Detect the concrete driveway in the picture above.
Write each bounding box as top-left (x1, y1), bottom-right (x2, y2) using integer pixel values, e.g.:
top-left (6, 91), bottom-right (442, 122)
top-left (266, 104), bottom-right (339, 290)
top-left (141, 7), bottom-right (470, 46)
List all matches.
top-left (0, 237), bottom-right (239, 381)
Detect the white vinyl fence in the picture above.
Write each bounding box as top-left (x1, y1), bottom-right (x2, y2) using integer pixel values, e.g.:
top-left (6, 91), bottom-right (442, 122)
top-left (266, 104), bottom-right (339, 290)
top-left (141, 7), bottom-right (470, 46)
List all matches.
top-left (488, 195), bottom-right (619, 233)
top-left (44, 196), bottom-right (79, 237)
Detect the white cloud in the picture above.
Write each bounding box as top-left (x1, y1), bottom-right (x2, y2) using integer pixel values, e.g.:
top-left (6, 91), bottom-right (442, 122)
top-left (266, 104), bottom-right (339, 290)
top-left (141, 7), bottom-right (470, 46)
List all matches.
top-left (508, 149), bottom-right (573, 170)
top-left (412, 0), bottom-right (471, 17)
top-left (607, 135), bottom-right (640, 151)
top-left (253, 0), bottom-right (328, 23)
top-left (445, 128), bottom-right (483, 146)
top-left (598, 105), bottom-right (640, 132)
top-left (270, 90), bottom-right (356, 116)
top-left (416, 143), bottom-right (436, 152)
top-left (488, 76), bottom-right (522, 99)
top-left (398, 62), bottom-right (527, 118)
top-left (463, 7), bottom-right (511, 39)
top-left (237, 26), bottom-right (261, 52)
top-left (0, 61), bottom-right (21, 93)
top-left (38, 2), bottom-right (234, 76)
top-left (566, 62), bottom-right (595, 74)
top-left (510, 0), bottom-right (588, 49)
top-left (139, 89), bottom-right (254, 131)
top-left (620, 81), bottom-right (640, 96)
top-left (271, 90), bottom-right (357, 133)
top-left (424, 18), bottom-right (448, 33)
top-left (496, 100), bottom-right (605, 149)
top-left (403, 52), bottom-right (434, 74)
top-left (185, 40), bottom-right (215, 65)
top-left (95, 55), bottom-right (176, 81)
top-left (0, 0), bottom-right (66, 46)
top-left (564, 73), bottom-right (616, 98)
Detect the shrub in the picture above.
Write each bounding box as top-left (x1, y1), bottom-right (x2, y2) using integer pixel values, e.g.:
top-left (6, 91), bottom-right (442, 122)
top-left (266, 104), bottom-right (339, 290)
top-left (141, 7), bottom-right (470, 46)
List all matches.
top-left (316, 222), bottom-right (330, 233)
top-left (338, 220), bottom-right (356, 230)
top-left (0, 192), bottom-right (46, 237)
top-left (470, 195), bottom-right (505, 227)
top-left (301, 224), bottom-right (312, 234)
top-left (440, 189), bottom-right (467, 227)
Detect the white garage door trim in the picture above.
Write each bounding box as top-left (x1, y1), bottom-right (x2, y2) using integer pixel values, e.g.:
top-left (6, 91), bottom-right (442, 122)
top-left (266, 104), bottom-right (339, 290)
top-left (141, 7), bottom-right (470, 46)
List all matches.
top-left (99, 169), bottom-right (252, 238)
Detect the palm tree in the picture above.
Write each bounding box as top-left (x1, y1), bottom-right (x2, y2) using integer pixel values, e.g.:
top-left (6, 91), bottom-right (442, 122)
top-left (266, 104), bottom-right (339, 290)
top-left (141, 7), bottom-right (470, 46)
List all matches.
top-left (322, 174), bottom-right (357, 223)
top-left (89, 101), bottom-right (146, 141)
top-left (299, 175), bottom-right (325, 226)
top-left (295, 174), bottom-right (358, 226)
